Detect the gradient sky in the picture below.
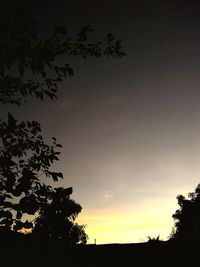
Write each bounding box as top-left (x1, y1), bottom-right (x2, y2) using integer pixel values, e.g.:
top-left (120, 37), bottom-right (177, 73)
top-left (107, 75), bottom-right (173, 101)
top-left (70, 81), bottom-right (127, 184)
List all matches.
top-left (2, 0), bottom-right (200, 244)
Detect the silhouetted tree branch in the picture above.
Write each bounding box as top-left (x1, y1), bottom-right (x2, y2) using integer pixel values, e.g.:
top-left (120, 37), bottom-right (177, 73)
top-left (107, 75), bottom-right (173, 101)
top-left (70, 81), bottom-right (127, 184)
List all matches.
top-left (0, 1), bottom-right (125, 105)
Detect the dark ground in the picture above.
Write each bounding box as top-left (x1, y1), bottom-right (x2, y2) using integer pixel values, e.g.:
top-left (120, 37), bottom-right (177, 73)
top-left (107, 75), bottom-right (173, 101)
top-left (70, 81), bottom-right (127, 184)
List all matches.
top-left (1, 239), bottom-right (199, 267)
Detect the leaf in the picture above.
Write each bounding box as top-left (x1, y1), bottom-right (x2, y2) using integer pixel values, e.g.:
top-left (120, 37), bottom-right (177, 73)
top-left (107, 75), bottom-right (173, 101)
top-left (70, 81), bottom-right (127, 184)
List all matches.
top-left (3, 201), bottom-right (14, 208)
top-left (107, 33), bottom-right (114, 43)
top-left (27, 121), bottom-right (32, 128)
top-left (0, 210), bottom-right (12, 219)
top-left (16, 210), bottom-right (22, 220)
top-left (56, 144), bottom-right (62, 148)
top-left (20, 121), bottom-right (25, 128)
top-left (52, 137), bottom-right (56, 142)
top-left (64, 187), bottom-right (73, 195)
top-left (11, 138), bottom-right (16, 143)
top-left (5, 211), bottom-right (12, 219)
top-left (51, 172), bottom-right (58, 182)
top-left (8, 113), bottom-right (16, 128)
top-left (13, 220), bottom-right (23, 231)
top-left (0, 218), bottom-right (7, 224)
top-left (57, 172), bottom-right (63, 179)
top-left (0, 218), bottom-right (12, 226)
top-left (4, 193), bottom-right (13, 199)
top-left (8, 160), bottom-right (16, 167)
top-left (35, 91), bottom-right (44, 100)
top-left (35, 145), bottom-right (40, 154)
top-left (23, 220), bottom-right (33, 229)
top-left (12, 189), bottom-right (21, 197)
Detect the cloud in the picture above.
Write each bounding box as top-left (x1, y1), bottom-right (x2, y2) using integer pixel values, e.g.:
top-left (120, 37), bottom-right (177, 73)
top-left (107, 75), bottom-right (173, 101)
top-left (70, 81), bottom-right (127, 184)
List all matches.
top-left (103, 190), bottom-right (114, 200)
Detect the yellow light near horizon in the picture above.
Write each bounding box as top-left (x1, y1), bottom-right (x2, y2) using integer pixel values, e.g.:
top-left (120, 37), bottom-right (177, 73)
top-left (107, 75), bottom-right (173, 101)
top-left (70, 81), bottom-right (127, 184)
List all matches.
top-left (77, 199), bottom-right (177, 244)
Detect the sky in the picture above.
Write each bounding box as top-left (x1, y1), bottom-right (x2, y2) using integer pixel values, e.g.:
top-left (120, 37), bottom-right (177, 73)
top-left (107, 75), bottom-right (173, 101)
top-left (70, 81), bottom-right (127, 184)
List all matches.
top-left (2, 0), bottom-right (200, 244)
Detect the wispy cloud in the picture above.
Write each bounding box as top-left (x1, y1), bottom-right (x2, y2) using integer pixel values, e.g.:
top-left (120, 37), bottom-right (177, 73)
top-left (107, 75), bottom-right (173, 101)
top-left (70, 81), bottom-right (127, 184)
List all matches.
top-left (103, 190), bottom-right (114, 200)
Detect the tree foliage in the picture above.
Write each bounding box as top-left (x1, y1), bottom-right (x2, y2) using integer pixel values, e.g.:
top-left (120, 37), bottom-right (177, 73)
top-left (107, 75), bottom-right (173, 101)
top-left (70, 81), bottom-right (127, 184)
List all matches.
top-left (0, 1), bottom-right (125, 105)
top-left (0, 114), bottom-right (87, 244)
top-left (0, 0), bottom-right (125, 245)
top-left (170, 184), bottom-right (200, 242)
top-left (33, 186), bottom-right (88, 244)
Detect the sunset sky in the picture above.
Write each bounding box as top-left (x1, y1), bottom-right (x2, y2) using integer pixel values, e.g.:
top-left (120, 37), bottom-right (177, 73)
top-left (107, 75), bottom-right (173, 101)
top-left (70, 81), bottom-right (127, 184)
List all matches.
top-left (2, 0), bottom-right (200, 244)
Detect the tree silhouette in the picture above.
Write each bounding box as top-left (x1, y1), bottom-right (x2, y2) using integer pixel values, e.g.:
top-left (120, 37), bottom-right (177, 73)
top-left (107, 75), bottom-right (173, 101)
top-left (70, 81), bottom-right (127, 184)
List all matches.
top-left (0, 114), bottom-right (87, 244)
top-left (170, 184), bottom-right (200, 242)
top-left (33, 186), bottom-right (88, 244)
top-left (0, 114), bottom-right (60, 228)
top-left (0, 0), bottom-right (125, 244)
top-left (0, 1), bottom-right (125, 105)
